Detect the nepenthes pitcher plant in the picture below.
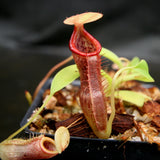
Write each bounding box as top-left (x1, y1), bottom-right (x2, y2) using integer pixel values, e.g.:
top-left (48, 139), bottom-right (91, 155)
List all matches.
top-left (64, 12), bottom-right (109, 138)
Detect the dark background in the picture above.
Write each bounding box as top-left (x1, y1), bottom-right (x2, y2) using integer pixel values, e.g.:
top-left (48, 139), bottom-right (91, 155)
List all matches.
top-left (0, 0), bottom-right (160, 142)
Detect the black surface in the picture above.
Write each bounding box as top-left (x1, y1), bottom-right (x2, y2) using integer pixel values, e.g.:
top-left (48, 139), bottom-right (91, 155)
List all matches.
top-left (54, 138), bottom-right (160, 160)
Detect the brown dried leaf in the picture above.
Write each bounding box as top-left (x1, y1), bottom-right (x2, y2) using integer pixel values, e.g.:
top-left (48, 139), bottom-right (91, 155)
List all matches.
top-left (55, 113), bottom-right (134, 137)
top-left (112, 113), bottom-right (134, 135)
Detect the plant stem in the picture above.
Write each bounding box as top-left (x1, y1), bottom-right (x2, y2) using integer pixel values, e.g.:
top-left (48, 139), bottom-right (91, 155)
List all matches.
top-left (33, 56), bottom-right (73, 99)
top-left (106, 74), bottom-right (116, 138)
top-left (115, 73), bottom-right (138, 88)
top-left (106, 66), bottom-right (133, 138)
top-left (4, 94), bottom-right (52, 142)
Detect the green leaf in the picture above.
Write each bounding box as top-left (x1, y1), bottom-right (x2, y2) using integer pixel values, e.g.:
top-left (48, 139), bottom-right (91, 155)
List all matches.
top-left (50, 64), bottom-right (80, 95)
top-left (115, 59), bottom-right (154, 88)
top-left (114, 90), bottom-right (151, 107)
top-left (128, 57), bottom-right (140, 67)
top-left (132, 60), bottom-right (154, 82)
top-left (100, 47), bottom-right (123, 68)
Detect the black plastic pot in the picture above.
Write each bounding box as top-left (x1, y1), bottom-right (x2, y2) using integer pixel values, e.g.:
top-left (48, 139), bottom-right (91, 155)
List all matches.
top-left (20, 79), bottom-right (160, 160)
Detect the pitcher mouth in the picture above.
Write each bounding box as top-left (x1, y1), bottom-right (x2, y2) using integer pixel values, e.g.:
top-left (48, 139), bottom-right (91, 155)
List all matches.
top-left (69, 25), bottom-right (101, 57)
top-left (40, 136), bottom-right (57, 154)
